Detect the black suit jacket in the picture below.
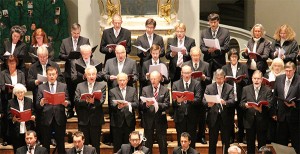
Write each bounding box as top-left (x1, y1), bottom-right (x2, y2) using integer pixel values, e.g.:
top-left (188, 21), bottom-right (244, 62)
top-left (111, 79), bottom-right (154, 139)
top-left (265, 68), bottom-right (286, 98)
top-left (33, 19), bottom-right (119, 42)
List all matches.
top-left (116, 144), bottom-right (150, 154)
top-left (1, 40), bottom-right (27, 72)
top-left (203, 82), bottom-right (235, 128)
top-left (1, 69), bottom-right (26, 100)
top-left (200, 27), bottom-right (230, 67)
top-left (270, 39), bottom-right (298, 64)
top-left (103, 57), bottom-right (138, 89)
top-left (16, 145), bottom-right (48, 154)
top-left (74, 81), bottom-right (106, 126)
top-left (100, 27), bottom-right (131, 63)
top-left (165, 36), bottom-right (196, 80)
top-left (242, 38), bottom-right (271, 72)
top-left (109, 86), bottom-right (138, 128)
top-left (172, 79), bottom-right (202, 123)
top-left (140, 59), bottom-right (170, 87)
top-left (140, 84), bottom-right (170, 129)
top-left (173, 146), bottom-right (199, 154)
top-left (59, 36), bottom-right (90, 78)
top-left (36, 82), bottom-right (69, 126)
top-left (70, 57), bottom-right (102, 83)
top-left (66, 145), bottom-right (97, 154)
top-left (240, 85), bottom-right (272, 129)
top-left (271, 74), bottom-right (300, 123)
top-left (7, 97), bottom-right (35, 135)
top-left (222, 62), bottom-right (249, 102)
top-left (183, 60), bottom-right (212, 93)
top-left (136, 33), bottom-right (165, 65)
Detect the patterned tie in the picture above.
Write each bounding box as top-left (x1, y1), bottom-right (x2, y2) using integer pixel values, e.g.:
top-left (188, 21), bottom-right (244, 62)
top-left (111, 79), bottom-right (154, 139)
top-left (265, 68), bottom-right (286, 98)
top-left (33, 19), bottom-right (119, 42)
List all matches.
top-left (212, 31), bottom-right (216, 39)
top-left (284, 80), bottom-right (291, 98)
top-left (42, 65), bottom-right (47, 76)
top-left (154, 61), bottom-right (157, 65)
top-left (73, 39), bottom-right (77, 51)
top-left (154, 87), bottom-right (158, 99)
top-left (177, 39), bottom-right (184, 67)
top-left (28, 146), bottom-right (33, 154)
top-left (194, 63), bottom-right (198, 70)
top-left (76, 150), bottom-right (81, 154)
top-left (115, 30), bottom-right (119, 38)
top-left (50, 83), bottom-right (55, 94)
top-left (185, 82), bottom-right (189, 91)
top-left (255, 88), bottom-right (259, 100)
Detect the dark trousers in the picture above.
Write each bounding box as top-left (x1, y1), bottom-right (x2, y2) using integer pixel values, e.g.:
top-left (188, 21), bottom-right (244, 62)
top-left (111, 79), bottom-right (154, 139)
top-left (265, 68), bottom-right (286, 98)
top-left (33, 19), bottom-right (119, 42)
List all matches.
top-left (229, 101), bottom-right (245, 142)
top-left (41, 118), bottom-right (66, 154)
top-left (197, 107), bottom-right (207, 140)
top-left (246, 117), bottom-right (267, 154)
top-left (66, 78), bottom-right (76, 114)
top-left (112, 122), bottom-right (134, 153)
top-left (78, 124), bottom-right (101, 154)
top-left (12, 133), bottom-right (26, 153)
top-left (175, 116), bottom-right (197, 148)
top-left (276, 120), bottom-right (300, 153)
top-left (144, 125), bottom-right (168, 154)
top-left (209, 114), bottom-right (230, 154)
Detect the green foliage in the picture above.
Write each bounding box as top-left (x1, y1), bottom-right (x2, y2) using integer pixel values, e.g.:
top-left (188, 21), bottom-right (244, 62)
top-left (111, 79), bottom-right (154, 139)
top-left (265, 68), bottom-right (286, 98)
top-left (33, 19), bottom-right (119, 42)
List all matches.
top-left (0, 0), bottom-right (69, 59)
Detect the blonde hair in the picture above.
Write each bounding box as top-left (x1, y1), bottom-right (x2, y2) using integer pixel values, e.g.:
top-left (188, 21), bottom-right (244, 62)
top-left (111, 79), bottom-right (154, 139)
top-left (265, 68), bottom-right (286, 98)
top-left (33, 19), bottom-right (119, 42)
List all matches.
top-left (270, 58), bottom-right (284, 72)
top-left (273, 24), bottom-right (296, 41)
top-left (174, 23), bottom-right (186, 32)
top-left (80, 44), bottom-right (92, 53)
top-left (37, 46), bottom-right (48, 56)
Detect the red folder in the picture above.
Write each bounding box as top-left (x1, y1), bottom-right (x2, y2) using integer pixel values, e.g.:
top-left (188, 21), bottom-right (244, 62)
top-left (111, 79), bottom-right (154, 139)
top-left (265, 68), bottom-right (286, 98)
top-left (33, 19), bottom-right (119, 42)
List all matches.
top-left (247, 101), bottom-right (269, 107)
top-left (106, 40), bottom-right (127, 50)
top-left (80, 90), bottom-right (102, 100)
top-left (172, 91), bottom-right (194, 101)
top-left (262, 77), bottom-right (275, 89)
top-left (191, 71), bottom-right (203, 79)
top-left (43, 90), bottom-right (66, 105)
top-left (10, 108), bottom-right (32, 122)
top-left (248, 52), bottom-right (262, 59)
top-left (225, 74), bottom-right (246, 82)
top-left (5, 83), bottom-right (14, 90)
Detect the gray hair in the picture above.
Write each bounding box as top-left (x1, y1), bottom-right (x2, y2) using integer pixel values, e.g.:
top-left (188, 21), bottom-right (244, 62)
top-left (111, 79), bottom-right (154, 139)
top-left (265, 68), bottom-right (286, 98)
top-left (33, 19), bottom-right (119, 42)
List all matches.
top-left (13, 83), bottom-right (27, 95)
top-left (37, 46), bottom-right (48, 56)
top-left (84, 65), bottom-right (97, 74)
top-left (250, 24), bottom-right (266, 37)
top-left (80, 44), bottom-right (92, 53)
top-left (228, 145), bottom-right (241, 154)
top-left (215, 69), bottom-right (226, 77)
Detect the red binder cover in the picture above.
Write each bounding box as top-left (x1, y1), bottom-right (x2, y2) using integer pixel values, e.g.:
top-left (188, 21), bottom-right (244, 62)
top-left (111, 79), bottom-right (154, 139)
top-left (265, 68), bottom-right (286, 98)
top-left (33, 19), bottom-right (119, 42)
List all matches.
top-left (247, 101), bottom-right (269, 107)
top-left (43, 90), bottom-right (66, 105)
top-left (10, 108), bottom-right (32, 122)
top-left (106, 40), bottom-right (127, 50)
top-left (225, 74), bottom-right (246, 82)
top-left (262, 77), bottom-right (275, 89)
top-left (191, 71), bottom-right (203, 79)
top-left (80, 90), bottom-right (102, 100)
top-left (172, 91), bottom-right (194, 101)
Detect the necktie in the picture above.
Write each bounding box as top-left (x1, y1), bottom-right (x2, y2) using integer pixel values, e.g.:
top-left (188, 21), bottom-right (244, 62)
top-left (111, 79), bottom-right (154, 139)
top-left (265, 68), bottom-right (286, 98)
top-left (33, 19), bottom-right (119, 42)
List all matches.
top-left (88, 83), bottom-right (93, 94)
top-left (73, 39), bottom-right (77, 51)
top-left (148, 35), bottom-right (152, 46)
top-left (185, 82), bottom-right (189, 91)
top-left (154, 61), bottom-right (157, 65)
top-left (179, 39), bottom-right (183, 46)
top-left (76, 150), bottom-right (82, 154)
top-left (50, 83), bottom-right (55, 94)
top-left (85, 60), bottom-right (89, 66)
top-left (121, 88), bottom-right (126, 100)
top-left (115, 30), bottom-right (119, 38)
top-left (42, 65), bottom-right (47, 76)
top-left (194, 63), bottom-right (198, 70)
top-left (212, 31), bottom-right (216, 39)
top-left (255, 88), bottom-right (259, 100)
top-left (217, 86), bottom-right (223, 113)
top-left (182, 149), bottom-right (187, 154)
top-left (118, 61), bottom-right (123, 73)
top-left (284, 80), bottom-right (291, 98)
top-left (28, 146), bottom-right (33, 154)
top-left (154, 87), bottom-right (158, 99)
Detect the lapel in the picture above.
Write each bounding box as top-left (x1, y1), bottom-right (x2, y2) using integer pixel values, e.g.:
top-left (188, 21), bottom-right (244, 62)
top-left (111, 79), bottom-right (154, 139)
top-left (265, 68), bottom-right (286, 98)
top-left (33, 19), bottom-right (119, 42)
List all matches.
top-left (250, 85), bottom-right (256, 101)
top-left (24, 98), bottom-right (31, 110)
top-left (12, 98), bottom-right (20, 110)
top-left (117, 87), bottom-right (124, 100)
top-left (7, 42), bottom-right (12, 53)
top-left (227, 64), bottom-right (234, 76)
top-left (143, 33), bottom-right (150, 48)
top-left (112, 58), bottom-right (119, 74)
top-left (4, 70), bottom-right (12, 83)
top-left (184, 37), bottom-right (189, 48)
top-left (125, 86), bottom-right (130, 101)
top-left (17, 70), bottom-right (22, 83)
top-left (236, 63), bottom-right (243, 76)
top-left (121, 58), bottom-right (127, 73)
top-left (45, 82), bottom-right (51, 92)
top-left (220, 83), bottom-right (226, 98)
top-left (109, 28), bottom-right (118, 43)
top-left (149, 85), bottom-right (154, 97)
top-left (209, 28), bottom-right (214, 38)
top-left (179, 79), bottom-right (185, 91)
top-left (286, 76), bottom-right (296, 98)
top-left (257, 86), bottom-right (265, 101)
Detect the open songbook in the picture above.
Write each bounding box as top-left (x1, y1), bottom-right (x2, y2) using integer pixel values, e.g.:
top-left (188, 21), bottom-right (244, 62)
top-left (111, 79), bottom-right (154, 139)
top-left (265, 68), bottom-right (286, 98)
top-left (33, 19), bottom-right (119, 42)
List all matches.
top-left (262, 77), bottom-right (275, 89)
top-left (43, 90), bottom-right (66, 105)
top-left (149, 63), bottom-right (168, 79)
top-left (203, 38), bottom-right (221, 50)
top-left (80, 90), bottom-right (102, 100)
top-left (112, 100), bottom-right (132, 113)
top-left (133, 45), bottom-right (150, 52)
top-left (225, 74), bottom-right (246, 82)
top-left (106, 40), bottom-right (127, 49)
top-left (172, 91), bottom-right (194, 101)
top-left (10, 108), bottom-right (32, 122)
top-left (37, 74), bottom-right (48, 82)
top-left (247, 101), bottom-right (269, 107)
top-left (169, 45), bottom-right (184, 52)
top-left (67, 51), bottom-right (81, 59)
top-left (276, 97), bottom-right (296, 104)
top-left (140, 96), bottom-right (158, 113)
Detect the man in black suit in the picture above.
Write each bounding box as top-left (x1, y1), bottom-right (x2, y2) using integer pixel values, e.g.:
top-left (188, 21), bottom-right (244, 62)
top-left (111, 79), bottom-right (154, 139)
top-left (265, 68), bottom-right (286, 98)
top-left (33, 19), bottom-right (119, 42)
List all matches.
top-left (59, 23), bottom-right (90, 118)
top-left (74, 65), bottom-right (106, 154)
top-left (165, 23), bottom-right (196, 84)
top-left (71, 44), bottom-right (102, 84)
top-left (240, 70), bottom-right (272, 154)
top-left (203, 69), bottom-right (235, 154)
top-left (109, 73), bottom-right (138, 152)
top-left (117, 131), bottom-right (150, 154)
top-left (103, 45), bottom-right (138, 90)
top-left (172, 65), bottom-right (202, 148)
top-left (183, 46), bottom-right (211, 144)
top-left (100, 14), bottom-right (131, 64)
top-left (271, 62), bottom-right (300, 153)
top-left (136, 18), bottom-right (165, 67)
top-left (27, 46), bottom-right (64, 141)
top-left (66, 131), bottom-right (97, 154)
top-left (200, 13), bottom-right (230, 78)
top-left (16, 130), bottom-right (47, 154)
top-left (173, 132), bottom-right (199, 154)
top-left (140, 44), bottom-right (170, 89)
top-left (36, 66), bottom-right (69, 154)
top-left (222, 48), bottom-right (249, 143)
top-left (140, 71), bottom-right (170, 153)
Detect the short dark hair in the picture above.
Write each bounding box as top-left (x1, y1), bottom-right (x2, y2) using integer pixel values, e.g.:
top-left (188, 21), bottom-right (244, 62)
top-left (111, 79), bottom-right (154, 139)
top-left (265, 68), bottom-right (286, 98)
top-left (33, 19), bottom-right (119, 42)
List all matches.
top-left (207, 13), bottom-right (220, 21)
top-left (180, 132), bottom-right (191, 141)
top-left (284, 61), bottom-right (296, 70)
top-left (228, 48), bottom-right (240, 60)
top-left (26, 130), bottom-right (37, 137)
top-left (129, 131), bottom-right (140, 140)
top-left (145, 18), bottom-right (156, 28)
top-left (71, 23), bottom-right (81, 31)
top-left (46, 66), bottom-right (58, 74)
top-left (73, 131), bottom-right (85, 140)
top-left (6, 55), bottom-right (19, 65)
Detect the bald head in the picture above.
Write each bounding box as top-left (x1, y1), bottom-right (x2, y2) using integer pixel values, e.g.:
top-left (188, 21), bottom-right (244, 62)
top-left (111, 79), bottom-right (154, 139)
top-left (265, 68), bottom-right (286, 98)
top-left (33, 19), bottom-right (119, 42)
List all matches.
top-left (150, 71), bottom-right (161, 87)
